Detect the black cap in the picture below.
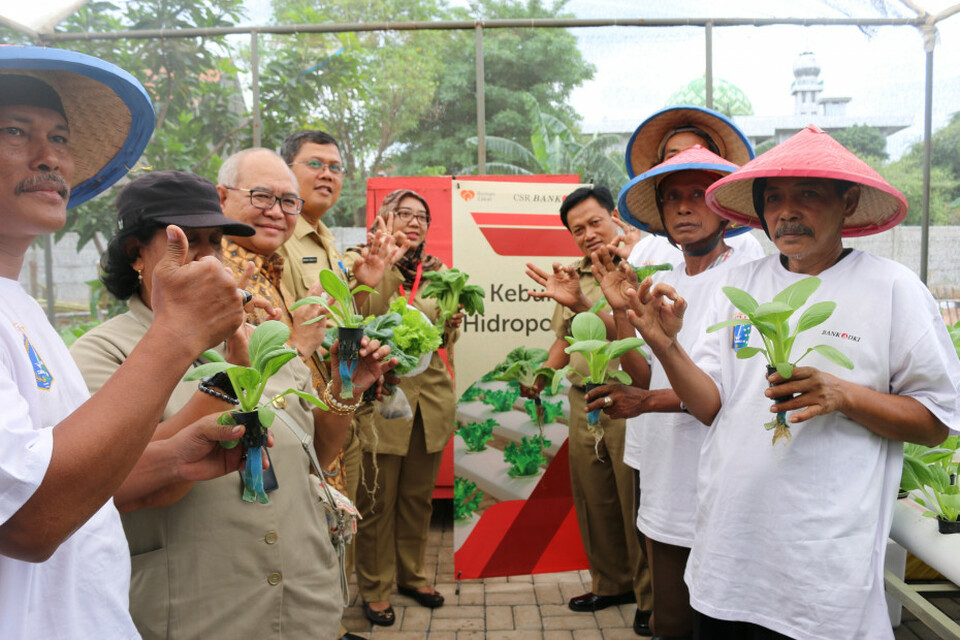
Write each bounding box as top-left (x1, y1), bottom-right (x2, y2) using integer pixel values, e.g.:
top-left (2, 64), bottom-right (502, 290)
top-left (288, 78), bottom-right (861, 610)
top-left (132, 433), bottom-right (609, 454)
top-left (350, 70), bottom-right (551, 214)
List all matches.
top-left (116, 170), bottom-right (254, 237)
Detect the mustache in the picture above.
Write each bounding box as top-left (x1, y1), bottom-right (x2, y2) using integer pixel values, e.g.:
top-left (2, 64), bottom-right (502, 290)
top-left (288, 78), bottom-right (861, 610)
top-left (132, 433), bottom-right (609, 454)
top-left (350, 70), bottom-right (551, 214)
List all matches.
top-left (774, 223), bottom-right (814, 238)
top-left (15, 173), bottom-right (69, 199)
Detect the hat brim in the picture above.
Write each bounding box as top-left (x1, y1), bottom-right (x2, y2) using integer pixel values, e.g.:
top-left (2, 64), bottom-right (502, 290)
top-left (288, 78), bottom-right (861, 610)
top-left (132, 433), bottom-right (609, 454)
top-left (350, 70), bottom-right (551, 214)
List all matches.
top-left (618, 161), bottom-right (750, 237)
top-left (0, 46), bottom-right (155, 209)
top-left (152, 213), bottom-right (255, 238)
top-left (625, 105), bottom-right (754, 178)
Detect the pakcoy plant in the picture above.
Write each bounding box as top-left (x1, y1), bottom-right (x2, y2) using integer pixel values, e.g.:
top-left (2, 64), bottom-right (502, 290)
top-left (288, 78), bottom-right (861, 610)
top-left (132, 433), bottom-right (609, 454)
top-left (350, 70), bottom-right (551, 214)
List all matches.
top-left (185, 320), bottom-right (327, 503)
top-left (504, 435), bottom-right (551, 478)
top-left (706, 276), bottom-right (853, 446)
top-left (420, 267), bottom-right (486, 328)
top-left (458, 418), bottom-right (497, 452)
top-left (544, 312), bottom-right (647, 426)
top-left (901, 436), bottom-right (960, 532)
top-left (493, 346), bottom-right (549, 424)
top-left (291, 268), bottom-right (375, 399)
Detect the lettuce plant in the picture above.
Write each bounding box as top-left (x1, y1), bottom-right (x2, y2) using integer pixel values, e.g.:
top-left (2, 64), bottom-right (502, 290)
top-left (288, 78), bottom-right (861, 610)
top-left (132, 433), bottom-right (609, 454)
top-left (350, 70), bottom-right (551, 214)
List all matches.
top-left (459, 418), bottom-right (497, 452)
top-left (706, 276), bottom-right (853, 446)
top-left (480, 387), bottom-right (520, 412)
top-left (503, 435), bottom-right (551, 478)
top-left (361, 297), bottom-right (442, 376)
top-left (185, 320), bottom-right (327, 503)
top-left (459, 383), bottom-right (484, 403)
top-left (421, 268), bottom-right (485, 328)
top-left (524, 399), bottom-right (564, 424)
top-left (493, 346), bottom-right (549, 423)
top-left (454, 477), bottom-right (483, 521)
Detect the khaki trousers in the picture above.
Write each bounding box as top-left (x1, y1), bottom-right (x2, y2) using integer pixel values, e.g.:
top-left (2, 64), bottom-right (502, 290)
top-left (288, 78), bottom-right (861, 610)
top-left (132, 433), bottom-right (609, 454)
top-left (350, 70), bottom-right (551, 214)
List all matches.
top-left (567, 387), bottom-right (652, 607)
top-left (339, 421), bottom-right (362, 636)
top-left (355, 409), bottom-right (442, 602)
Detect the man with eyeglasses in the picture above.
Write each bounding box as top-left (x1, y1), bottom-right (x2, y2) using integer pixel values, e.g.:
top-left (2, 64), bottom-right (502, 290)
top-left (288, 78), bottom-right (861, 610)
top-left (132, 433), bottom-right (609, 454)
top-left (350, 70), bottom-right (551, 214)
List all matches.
top-left (278, 130), bottom-right (349, 301)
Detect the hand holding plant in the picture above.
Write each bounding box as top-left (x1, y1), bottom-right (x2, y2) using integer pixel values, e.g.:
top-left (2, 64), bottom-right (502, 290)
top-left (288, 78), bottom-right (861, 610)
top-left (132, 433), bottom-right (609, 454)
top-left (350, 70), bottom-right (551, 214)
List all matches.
top-left (706, 276), bottom-right (853, 445)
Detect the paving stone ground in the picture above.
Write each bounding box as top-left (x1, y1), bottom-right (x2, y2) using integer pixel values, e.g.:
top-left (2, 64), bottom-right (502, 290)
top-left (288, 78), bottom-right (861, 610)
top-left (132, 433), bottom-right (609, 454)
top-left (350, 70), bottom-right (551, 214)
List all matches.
top-left (341, 501), bottom-right (960, 640)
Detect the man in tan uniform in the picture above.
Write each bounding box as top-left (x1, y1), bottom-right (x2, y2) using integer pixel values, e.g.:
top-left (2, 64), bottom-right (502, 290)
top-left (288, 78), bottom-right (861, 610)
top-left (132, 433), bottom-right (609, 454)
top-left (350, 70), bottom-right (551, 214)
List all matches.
top-left (526, 186), bottom-right (653, 636)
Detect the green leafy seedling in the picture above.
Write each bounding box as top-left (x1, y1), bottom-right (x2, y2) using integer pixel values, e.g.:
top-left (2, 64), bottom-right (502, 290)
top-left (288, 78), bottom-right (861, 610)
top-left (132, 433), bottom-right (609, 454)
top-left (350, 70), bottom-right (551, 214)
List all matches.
top-left (459, 383), bottom-right (484, 403)
top-left (421, 268), bottom-right (485, 328)
top-left (480, 387), bottom-right (520, 412)
top-left (706, 276), bottom-right (853, 446)
top-left (454, 477), bottom-right (484, 521)
top-left (901, 436), bottom-right (960, 524)
top-left (503, 435), bottom-right (551, 478)
top-left (458, 418), bottom-right (497, 452)
top-left (185, 320), bottom-right (328, 502)
top-left (493, 346), bottom-right (550, 424)
top-left (290, 268), bottom-right (375, 329)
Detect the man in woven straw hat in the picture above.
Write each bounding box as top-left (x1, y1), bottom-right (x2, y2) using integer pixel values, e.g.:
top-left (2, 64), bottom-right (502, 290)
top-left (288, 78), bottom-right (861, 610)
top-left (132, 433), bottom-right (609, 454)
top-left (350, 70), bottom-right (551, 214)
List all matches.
top-left (0, 47), bottom-right (249, 638)
top-left (587, 145), bottom-right (761, 640)
top-left (624, 125), bottom-right (960, 639)
top-left (622, 105), bottom-right (765, 269)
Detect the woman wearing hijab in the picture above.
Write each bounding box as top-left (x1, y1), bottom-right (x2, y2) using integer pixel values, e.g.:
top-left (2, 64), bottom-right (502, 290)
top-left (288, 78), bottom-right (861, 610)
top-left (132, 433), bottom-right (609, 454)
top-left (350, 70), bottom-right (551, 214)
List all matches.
top-left (343, 189), bottom-right (462, 627)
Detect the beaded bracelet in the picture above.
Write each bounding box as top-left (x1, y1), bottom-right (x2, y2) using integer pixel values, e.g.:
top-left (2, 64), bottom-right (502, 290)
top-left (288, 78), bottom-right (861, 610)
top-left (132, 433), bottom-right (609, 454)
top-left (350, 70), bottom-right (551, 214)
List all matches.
top-left (198, 380), bottom-right (240, 405)
top-left (322, 384), bottom-right (359, 416)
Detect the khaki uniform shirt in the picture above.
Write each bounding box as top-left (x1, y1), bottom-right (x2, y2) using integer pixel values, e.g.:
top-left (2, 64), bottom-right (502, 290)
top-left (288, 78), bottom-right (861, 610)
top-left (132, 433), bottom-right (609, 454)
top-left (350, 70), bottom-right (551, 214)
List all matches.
top-left (69, 295), bottom-right (342, 640)
top-left (343, 250), bottom-right (459, 456)
top-left (277, 215), bottom-right (343, 301)
top-left (549, 256), bottom-right (622, 385)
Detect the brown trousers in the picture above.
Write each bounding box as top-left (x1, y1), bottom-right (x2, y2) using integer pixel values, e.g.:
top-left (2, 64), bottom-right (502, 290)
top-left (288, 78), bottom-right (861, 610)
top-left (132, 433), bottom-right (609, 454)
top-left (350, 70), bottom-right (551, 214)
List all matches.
top-left (567, 387), bottom-right (652, 607)
top-left (355, 410), bottom-right (442, 602)
top-left (645, 536), bottom-right (694, 637)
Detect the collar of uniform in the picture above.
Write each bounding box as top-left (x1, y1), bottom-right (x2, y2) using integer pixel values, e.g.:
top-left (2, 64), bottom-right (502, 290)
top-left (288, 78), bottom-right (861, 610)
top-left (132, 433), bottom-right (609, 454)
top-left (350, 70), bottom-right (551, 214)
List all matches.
top-left (575, 255), bottom-right (593, 274)
top-left (127, 291), bottom-right (155, 328)
top-left (294, 214), bottom-right (336, 244)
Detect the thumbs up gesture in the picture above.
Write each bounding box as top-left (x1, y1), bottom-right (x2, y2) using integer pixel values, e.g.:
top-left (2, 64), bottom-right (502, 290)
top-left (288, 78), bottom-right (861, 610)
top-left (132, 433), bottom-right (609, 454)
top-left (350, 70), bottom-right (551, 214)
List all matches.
top-left (149, 225), bottom-right (245, 354)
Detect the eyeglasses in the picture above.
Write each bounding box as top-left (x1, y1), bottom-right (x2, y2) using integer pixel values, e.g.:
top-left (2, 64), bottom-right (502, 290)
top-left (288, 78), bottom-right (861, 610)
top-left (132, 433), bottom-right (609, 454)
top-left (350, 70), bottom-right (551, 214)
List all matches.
top-left (224, 186), bottom-right (304, 215)
top-left (394, 208), bottom-right (429, 225)
top-left (289, 159), bottom-right (346, 176)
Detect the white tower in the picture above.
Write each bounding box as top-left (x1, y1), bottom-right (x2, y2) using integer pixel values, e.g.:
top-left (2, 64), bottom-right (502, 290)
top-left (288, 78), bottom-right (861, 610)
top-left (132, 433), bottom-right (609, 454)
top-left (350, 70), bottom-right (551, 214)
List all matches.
top-left (791, 51), bottom-right (824, 117)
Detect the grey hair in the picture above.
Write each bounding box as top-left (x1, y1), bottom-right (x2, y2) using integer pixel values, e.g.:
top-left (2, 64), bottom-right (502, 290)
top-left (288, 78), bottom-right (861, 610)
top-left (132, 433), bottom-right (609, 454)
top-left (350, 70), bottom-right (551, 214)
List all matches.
top-left (217, 147), bottom-right (296, 186)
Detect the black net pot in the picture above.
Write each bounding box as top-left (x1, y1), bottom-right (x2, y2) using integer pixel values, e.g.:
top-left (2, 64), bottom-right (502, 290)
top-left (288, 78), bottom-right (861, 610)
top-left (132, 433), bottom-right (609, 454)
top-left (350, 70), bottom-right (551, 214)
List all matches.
top-left (338, 326), bottom-right (364, 362)
top-left (232, 410), bottom-right (268, 449)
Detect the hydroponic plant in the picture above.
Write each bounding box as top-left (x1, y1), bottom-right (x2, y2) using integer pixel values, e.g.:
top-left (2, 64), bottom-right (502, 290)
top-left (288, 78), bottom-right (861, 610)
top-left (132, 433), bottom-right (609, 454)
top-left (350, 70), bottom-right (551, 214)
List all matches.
top-left (458, 418), bottom-right (497, 452)
top-left (291, 268), bottom-right (375, 398)
top-left (901, 436), bottom-right (960, 532)
top-left (421, 267), bottom-right (486, 328)
top-left (706, 276), bottom-right (853, 446)
top-left (454, 477), bottom-right (483, 521)
top-left (524, 399), bottom-right (564, 424)
top-left (493, 346), bottom-right (549, 424)
top-left (185, 320), bottom-right (327, 503)
top-left (361, 297), bottom-right (442, 376)
top-left (503, 435), bottom-right (551, 478)
top-left (480, 387), bottom-right (520, 412)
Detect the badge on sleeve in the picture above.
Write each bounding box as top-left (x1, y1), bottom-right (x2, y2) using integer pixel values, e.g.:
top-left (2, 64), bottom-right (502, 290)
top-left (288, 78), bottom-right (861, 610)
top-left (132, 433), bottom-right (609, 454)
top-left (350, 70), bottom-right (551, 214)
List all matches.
top-left (15, 324), bottom-right (53, 390)
top-left (730, 313), bottom-right (751, 352)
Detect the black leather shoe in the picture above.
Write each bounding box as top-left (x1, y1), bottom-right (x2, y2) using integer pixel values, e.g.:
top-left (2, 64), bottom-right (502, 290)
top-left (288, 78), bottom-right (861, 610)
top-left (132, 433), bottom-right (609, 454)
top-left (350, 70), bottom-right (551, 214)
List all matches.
top-left (362, 602), bottom-right (395, 627)
top-left (633, 608), bottom-right (653, 636)
top-left (340, 634), bottom-right (367, 640)
top-left (397, 585), bottom-right (445, 608)
top-left (568, 591), bottom-right (637, 612)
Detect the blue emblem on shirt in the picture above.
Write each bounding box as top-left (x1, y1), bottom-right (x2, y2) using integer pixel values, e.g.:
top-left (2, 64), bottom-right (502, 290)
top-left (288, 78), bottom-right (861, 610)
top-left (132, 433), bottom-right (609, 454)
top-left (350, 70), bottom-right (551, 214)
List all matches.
top-left (730, 313), bottom-right (751, 352)
top-left (15, 324), bottom-right (54, 390)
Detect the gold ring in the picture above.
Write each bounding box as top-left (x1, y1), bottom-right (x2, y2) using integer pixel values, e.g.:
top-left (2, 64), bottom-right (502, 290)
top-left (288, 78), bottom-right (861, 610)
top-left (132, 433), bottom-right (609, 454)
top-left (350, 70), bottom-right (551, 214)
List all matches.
top-left (603, 396), bottom-right (613, 407)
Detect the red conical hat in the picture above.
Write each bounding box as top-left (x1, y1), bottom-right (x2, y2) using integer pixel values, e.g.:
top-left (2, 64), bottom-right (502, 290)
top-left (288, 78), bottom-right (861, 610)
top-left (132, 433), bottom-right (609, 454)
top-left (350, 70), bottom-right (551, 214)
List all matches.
top-left (705, 125), bottom-right (907, 237)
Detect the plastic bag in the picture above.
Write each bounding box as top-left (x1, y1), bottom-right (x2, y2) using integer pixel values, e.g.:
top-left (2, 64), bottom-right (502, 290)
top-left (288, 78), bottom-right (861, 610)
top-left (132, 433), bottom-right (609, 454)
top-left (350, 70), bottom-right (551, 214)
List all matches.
top-left (378, 385), bottom-right (414, 420)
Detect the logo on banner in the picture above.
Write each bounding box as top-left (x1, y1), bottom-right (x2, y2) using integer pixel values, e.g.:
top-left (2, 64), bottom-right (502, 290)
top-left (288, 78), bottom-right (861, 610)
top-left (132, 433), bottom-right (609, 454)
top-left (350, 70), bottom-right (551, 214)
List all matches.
top-left (460, 190), bottom-right (476, 201)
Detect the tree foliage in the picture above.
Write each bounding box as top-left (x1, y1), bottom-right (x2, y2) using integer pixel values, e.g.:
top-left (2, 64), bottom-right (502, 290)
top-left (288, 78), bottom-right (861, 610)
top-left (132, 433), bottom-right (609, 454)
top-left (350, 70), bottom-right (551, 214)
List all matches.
top-left (392, 0), bottom-right (596, 177)
top-left (832, 124), bottom-right (889, 161)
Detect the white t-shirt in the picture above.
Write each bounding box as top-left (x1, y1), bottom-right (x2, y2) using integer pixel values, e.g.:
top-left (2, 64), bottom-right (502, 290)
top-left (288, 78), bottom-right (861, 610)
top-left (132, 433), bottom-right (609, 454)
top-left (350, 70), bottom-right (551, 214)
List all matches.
top-left (624, 246), bottom-right (760, 547)
top-left (0, 278), bottom-right (137, 640)
top-left (685, 251), bottom-right (960, 640)
top-left (628, 231), bottom-right (766, 268)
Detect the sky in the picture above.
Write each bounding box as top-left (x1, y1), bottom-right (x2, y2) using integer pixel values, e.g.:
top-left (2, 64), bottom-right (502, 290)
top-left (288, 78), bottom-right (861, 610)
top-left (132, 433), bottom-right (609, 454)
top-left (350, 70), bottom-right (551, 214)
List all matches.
top-left (7, 0), bottom-right (960, 159)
